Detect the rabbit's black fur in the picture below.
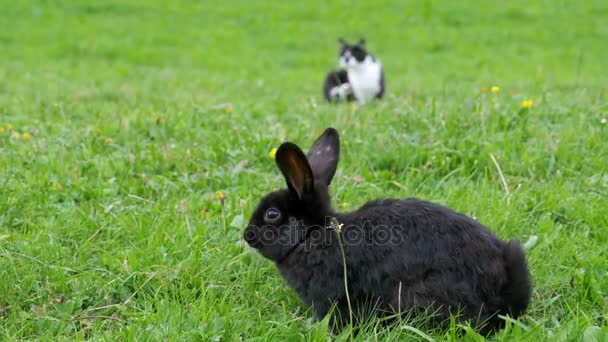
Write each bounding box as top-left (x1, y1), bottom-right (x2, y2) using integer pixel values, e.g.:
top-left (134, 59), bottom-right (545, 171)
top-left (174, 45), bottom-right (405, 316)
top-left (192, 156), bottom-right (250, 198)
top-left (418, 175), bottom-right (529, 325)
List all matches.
top-left (244, 128), bottom-right (531, 334)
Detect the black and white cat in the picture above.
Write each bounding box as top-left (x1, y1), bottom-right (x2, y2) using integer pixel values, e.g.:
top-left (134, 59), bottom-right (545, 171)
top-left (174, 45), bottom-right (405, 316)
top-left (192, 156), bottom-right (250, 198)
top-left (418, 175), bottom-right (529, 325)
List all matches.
top-left (323, 38), bottom-right (385, 104)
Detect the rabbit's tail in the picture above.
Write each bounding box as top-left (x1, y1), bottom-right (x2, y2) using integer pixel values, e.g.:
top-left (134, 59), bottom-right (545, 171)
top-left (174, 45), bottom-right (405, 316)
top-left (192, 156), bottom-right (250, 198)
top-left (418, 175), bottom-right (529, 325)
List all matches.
top-left (500, 239), bottom-right (532, 318)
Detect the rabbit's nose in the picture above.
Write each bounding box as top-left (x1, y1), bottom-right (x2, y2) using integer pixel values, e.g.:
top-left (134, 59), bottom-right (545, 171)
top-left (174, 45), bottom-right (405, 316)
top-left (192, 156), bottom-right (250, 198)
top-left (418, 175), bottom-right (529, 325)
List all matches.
top-left (244, 227), bottom-right (260, 247)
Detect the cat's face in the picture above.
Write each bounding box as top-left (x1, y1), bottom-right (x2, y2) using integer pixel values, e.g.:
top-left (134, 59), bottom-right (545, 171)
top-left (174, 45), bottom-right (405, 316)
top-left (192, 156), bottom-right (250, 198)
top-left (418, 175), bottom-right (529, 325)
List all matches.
top-left (339, 39), bottom-right (368, 69)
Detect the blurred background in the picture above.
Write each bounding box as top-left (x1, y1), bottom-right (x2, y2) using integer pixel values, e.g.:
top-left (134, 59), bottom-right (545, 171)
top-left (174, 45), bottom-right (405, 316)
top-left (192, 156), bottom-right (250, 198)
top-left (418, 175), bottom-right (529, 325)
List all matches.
top-left (3, 0), bottom-right (607, 109)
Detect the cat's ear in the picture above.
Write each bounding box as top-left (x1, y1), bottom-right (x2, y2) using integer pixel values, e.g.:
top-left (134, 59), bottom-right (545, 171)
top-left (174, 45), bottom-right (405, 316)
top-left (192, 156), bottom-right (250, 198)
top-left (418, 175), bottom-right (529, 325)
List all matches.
top-left (358, 38), bottom-right (366, 46)
top-left (338, 38), bottom-right (347, 46)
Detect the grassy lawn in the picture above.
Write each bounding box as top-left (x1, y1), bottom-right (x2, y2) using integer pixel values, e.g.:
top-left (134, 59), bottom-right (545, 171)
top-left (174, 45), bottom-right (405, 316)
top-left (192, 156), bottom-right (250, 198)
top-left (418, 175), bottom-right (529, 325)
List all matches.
top-left (1, 0), bottom-right (607, 340)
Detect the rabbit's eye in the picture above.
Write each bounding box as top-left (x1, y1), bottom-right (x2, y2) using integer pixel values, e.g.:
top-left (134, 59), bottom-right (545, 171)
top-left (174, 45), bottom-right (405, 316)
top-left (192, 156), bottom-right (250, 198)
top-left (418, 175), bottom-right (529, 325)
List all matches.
top-left (264, 208), bottom-right (281, 223)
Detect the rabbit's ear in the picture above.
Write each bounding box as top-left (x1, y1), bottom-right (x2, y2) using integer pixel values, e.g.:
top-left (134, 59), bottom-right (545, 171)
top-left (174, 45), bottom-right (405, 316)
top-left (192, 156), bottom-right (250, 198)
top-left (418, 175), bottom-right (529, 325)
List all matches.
top-left (307, 128), bottom-right (340, 186)
top-left (276, 142), bottom-right (314, 199)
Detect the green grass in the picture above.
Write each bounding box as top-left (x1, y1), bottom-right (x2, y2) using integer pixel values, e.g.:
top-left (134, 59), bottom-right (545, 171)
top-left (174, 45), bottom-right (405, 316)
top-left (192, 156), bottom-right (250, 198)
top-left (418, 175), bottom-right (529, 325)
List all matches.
top-left (1, 0), bottom-right (607, 340)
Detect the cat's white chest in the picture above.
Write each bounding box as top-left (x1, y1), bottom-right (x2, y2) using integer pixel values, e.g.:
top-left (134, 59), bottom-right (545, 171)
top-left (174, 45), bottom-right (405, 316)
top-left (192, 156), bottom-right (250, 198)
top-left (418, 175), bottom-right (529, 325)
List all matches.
top-left (347, 59), bottom-right (383, 104)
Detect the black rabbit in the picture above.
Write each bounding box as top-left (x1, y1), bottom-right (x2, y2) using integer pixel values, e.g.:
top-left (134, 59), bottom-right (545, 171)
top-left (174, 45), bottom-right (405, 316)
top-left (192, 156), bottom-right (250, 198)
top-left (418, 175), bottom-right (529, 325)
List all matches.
top-left (243, 128), bottom-right (531, 334)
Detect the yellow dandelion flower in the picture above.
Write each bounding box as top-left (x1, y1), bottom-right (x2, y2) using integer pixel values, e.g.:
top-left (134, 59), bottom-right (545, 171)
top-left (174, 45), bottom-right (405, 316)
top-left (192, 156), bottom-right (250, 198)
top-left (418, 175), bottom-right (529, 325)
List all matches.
top-left (215, 191), bottom-right (224, 201)
top-left (7, 123), bottom-right (13, 131)
top-left (491, 86), bottom-right (500, 94)
top-left (0, 126), bottom-right (4, 134)
top-left (481, 86), bottom-right (488, 93)
top-left (269, 147), bottom-right (278, 160)
top-left (22, 132), bottom-right (31, 140)
top-left (53, 182), bottom-right (63, 190)
top-left (341, 202), bottom-right (350, 209)
top-left (225, 106), bottom-right (233, 115)
top-left (11, 132), bottom-right (20, 140)
top-left (521, 99), bottom-right (534, 109)
top-left (104, 137), bottom-right (112, 145)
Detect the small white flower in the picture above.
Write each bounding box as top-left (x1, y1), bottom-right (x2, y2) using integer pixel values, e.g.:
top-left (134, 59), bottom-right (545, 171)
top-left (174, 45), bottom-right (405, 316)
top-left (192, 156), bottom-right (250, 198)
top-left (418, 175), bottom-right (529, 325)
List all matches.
top-left (329, 217), bottom-right (343, 233)
top-left (601, 118), bottom-right (607, 124)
